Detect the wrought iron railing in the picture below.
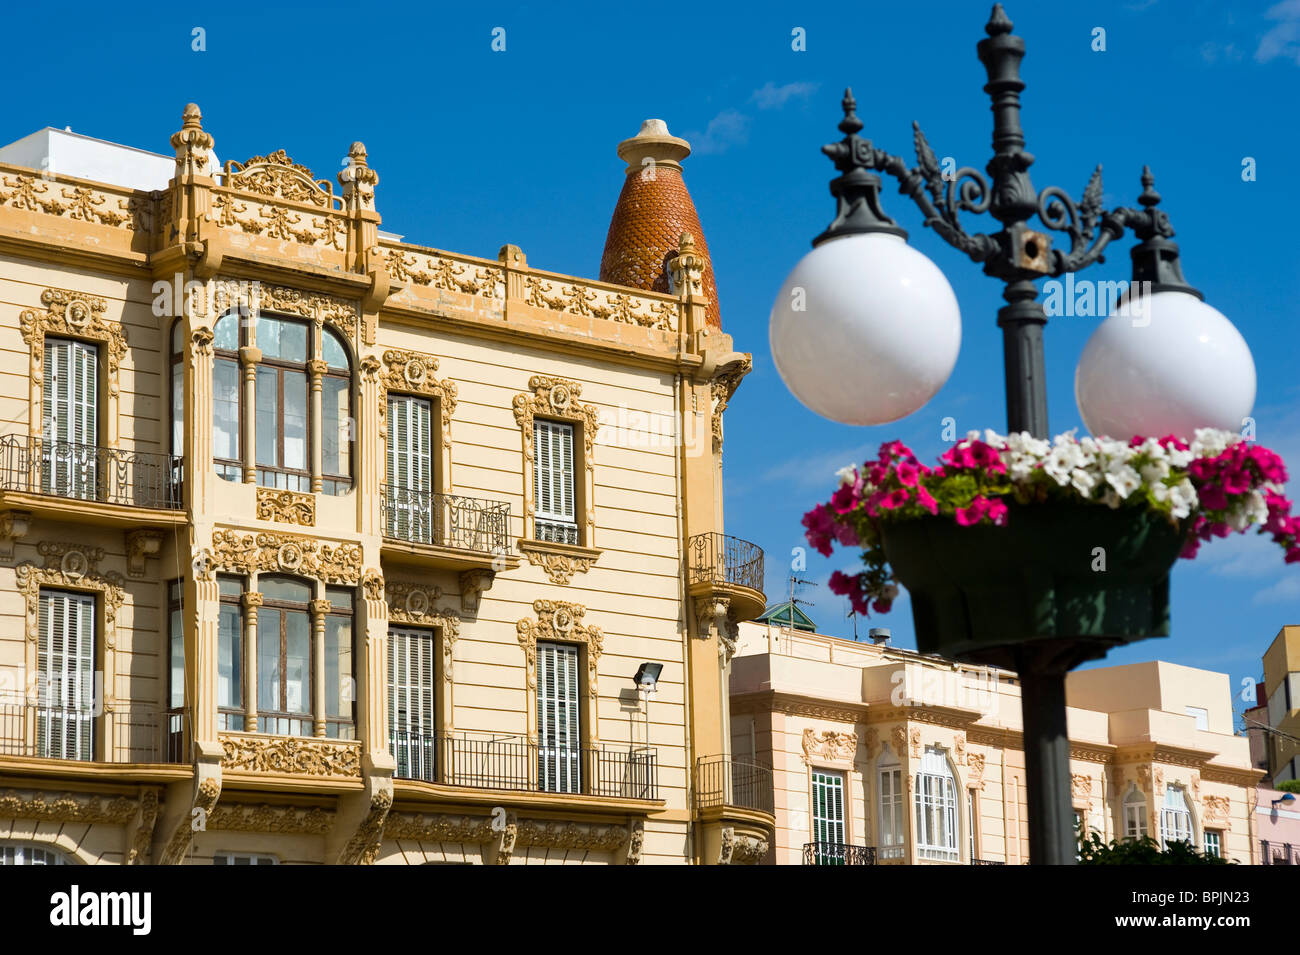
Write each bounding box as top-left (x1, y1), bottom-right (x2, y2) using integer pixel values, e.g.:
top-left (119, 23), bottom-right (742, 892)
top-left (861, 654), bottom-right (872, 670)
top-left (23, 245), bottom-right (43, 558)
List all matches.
top-left (0, 703), bottom-right (188, 763)
top-left (803, 842), bottom-right (877, 865)
top-left (879, 845), bottom-right (905, 860)
top-left (381, 485), bottom-right (510, 553)
top-left (1262, 840), bottom-right (1297, 865)
top-left (389, 731), bottom-right (658, 799)
top-left (535, 517), bottom-right (579, 545)
top-left (688, 532), bottom-right (765, 594)
top-left (695, 756), bottom-right (774, 815)
top-left (972, 858), bottom-right (1005, 865)
top-left (0, 436), bottom-right (183, 509)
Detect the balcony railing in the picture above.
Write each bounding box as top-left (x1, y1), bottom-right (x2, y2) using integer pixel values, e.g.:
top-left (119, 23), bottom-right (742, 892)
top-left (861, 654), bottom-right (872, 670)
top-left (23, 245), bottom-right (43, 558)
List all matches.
top-left (803, 842), bottom-right (877, 865)
top-left (695, 756), bottom-right (774, 815)
top-left (389, 731), bottom-right (658, 800)
top-left (688, 532), bottom-right (764, 594)
top-left (1262, 840), bottom-right (1297, 865)
top-left (0, 703), bottom-right (187, 763)
top-left (0, 436), bottom-right (183, 509)
top-left (381, 485), bottom-right (510, 553)
top-left (972, 858), bottom-right (1005, 865)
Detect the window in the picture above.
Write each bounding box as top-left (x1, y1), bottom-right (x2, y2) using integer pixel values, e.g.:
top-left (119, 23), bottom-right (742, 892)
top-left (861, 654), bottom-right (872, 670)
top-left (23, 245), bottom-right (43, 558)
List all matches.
top-left (166, 581), bottom-right (185, 759)
top-left (36, 589), bottom-right (95, 761)
top-left (1184, 706), bottom-right (1209, 731)
top-left (1160, 785), bottom-right (1193, 849)
top-left (42, 337), bottom-right (98, 499)
top-left (209, 312), bottom-right (352, 494)
top-left (878, 755), bottom-right (904, 859)
top-left (537, 642), bottom-right (581, 793)
top-left (384, 394), bottom-right (433, 542)
top-left (388, 627), bottom-right (436, 781)
top-left (1123, 784), bottom-right (1148, 840)
top-left (256, 576), bottom-right (312, 736)
top-left (970, 789), bottom-right (979, 860)
top-left (811, 770), bottom-right (846, 856)
top-left (1204, 829), bottom-right (1222, 858)
top-left (0, 843), bottom-right (70, 865)
top-left (915, 746), bottom-right (958, 861)
top-left (534, 420), bottom-right (577, 544)
top-left (213, 852), bottom-right (278, 865)
top-left (323, 586), bottom-right (354, 739)
top-left (217, 576), bottom-right (244, 731)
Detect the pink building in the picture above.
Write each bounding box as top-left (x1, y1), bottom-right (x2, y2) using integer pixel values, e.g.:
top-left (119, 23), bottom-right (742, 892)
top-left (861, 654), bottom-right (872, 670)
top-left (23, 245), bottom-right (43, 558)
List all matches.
top-left (1256, 786), bottom-right (1300, 865)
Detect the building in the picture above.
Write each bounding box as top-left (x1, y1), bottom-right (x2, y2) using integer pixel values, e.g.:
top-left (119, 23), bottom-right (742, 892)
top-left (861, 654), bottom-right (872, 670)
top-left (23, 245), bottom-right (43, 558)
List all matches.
top-left (0, 106), bottom-right (773, 864)
top-left (1255, 785), bottom-right (1300, 865)
top-left (1248, 625), bottom-right (1300, 786)
top-left (729, 619), bottom-right (1262, 865)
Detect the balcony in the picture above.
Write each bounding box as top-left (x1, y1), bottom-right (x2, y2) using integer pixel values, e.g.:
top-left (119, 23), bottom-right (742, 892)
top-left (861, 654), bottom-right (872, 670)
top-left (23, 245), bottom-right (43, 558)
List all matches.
top-left (1262, 840), bottom-right (1297, 865)
top-left (695, 756), bottom-right (774, 815)
top-left (390, 731), bottom-right (658, 800)
top-left (0, 702), bottom-right (188, 764)
top-left (687, 532), bottom-right (766, 621)
top-left (380, 485), bottom-right (518, 573)
top-left (804, 842), bottom-right (877, 865)
top-left (0, 435), bottom-right (185, 525)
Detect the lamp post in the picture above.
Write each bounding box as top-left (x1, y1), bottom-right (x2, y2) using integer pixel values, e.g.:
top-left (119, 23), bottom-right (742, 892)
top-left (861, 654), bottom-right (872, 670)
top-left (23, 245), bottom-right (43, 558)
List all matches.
top-left (769, 5), bottom-right (1257, 864)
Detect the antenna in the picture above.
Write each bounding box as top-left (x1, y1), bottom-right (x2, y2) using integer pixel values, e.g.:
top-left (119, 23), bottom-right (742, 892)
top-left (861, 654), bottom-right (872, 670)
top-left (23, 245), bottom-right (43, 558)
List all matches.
top-left (787, 574), bottom-right (816, 633)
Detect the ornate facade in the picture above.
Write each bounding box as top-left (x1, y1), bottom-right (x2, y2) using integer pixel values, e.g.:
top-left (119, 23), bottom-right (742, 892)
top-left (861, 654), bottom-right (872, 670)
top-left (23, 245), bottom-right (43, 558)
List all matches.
top-left (0, 109), bottom-right (769, 864)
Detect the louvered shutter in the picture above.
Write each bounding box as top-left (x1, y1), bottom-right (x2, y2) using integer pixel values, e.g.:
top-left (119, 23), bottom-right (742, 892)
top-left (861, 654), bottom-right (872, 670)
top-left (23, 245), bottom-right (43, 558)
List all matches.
top-left (388, 627), bottom-right (435, 781)
top-left (37, 590), bottom-right (94, 761)
top-left (386, 396), bottom-right (432, 543)
top-left (811, 771), bottom-right (846, 852)
top-left (534, 421), bottom-right (576, 543)
top-left (42, 340), bottom-right (97, 498)
top-left (537, 642), bottom-right (581, 794)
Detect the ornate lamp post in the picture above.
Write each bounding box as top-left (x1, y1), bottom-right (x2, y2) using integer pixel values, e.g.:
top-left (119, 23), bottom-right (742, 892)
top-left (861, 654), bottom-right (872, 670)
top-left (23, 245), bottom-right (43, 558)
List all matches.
top-left (769, 5), bottom-right (1257, 864)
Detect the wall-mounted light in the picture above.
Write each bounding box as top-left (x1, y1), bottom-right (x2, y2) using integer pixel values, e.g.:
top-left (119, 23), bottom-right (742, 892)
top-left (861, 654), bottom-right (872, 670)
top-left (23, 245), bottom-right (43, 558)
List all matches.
top-left (1272, 792), bottom-right (1296, 809)
top-left (633, 662), bottom-right (663, 694)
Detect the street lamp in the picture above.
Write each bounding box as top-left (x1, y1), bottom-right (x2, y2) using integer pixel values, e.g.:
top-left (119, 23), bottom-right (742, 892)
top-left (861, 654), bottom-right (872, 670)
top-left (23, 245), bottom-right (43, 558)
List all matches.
top-left (769, 4), bottom-right (1258, 864)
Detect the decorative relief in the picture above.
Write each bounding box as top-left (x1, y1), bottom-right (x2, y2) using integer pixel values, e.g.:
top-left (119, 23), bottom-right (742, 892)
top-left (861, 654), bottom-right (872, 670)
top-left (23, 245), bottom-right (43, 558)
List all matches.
top-left (159, 777), bottom-right (220, 865)
top-left (910, 728), bottom-right (922, 758)
top-left (801, 729), bottom-right (858, 764)
top-left (210, 189), bottom-right (347, 249)
top-left (1136, 765), bottom-right (1152, 793)
top-left (383, 812), bottom-right (494, 844)
top-left (20, 287), bottom-right (127, 403)
top-left (718, 827), bottom-right (734, 865)
top-left (0, 510), bottom-right (31, 561)
top-left (1203, 794), bottom-right (1231, 825)
top-left (892, 725), bottom-right (908, 758)
top-left (458, 569), bottom-right (493, 614)
top-left (362, 570), bottom-right (385, 603)
top-left (514, 819), bottom-right (628, 852)
top-left (210, 278), bottom-right (358, 341)
top-left (865, 728), bottom-right (880, 760)
top-left (125, 529), bottom-right (165, 578)
top-left (967, 752), bottom-right (986, 790)
top-left (198, 529), bottom-right (361, 583)
top-left (953, 732), bottom-right (967, 765)
top-left (16, 544), bottom-right (124, 647)
top-left (223, 150), bottom-right (340, 208)
top-left (0, 790), bottom-right (138, 825)
top-left (220, 735), bottom-right (362, 778)
top-left (1071, 774), bottom-right (1093, 801)
top-left (0, 174), bottom-right (148, 231)
top-left (207, 803), bottom-right (334, 835)
top-left (256, 488), bottom-right (316, 526)
top-left (384, 248), bottom-right (504, 299)
top-left (371, 349), bottom-right (457, 447)
top-left (126, 789), bottom-right (160, 865)
top-left (709, 356), bottom-right (752, 450)
top-left (523, 275), bottom-right (677, 331)
top-left (625, 820), bottom-right (645, 866)
top-left (386, 581), bottom-right (460, 683)
top-left (731, 835), bottom-right (769, 866)
top-left (518, 542), bottom-right (598, 585)
top-left (516, 600), bottom-right (602, 697)
top-left (513, 375), bottom-right (600, 542)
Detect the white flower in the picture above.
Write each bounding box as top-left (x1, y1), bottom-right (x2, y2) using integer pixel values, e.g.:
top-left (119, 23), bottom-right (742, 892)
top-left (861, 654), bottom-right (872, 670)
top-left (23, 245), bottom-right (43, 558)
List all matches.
top-left (835, 465), bottom-right (858, 487)
top-left (1168, 447), bottom-right (1193, 468)
top-left (1247, 490), bottom-right (1269, 526)
top-left (1070, 468), bottom-right (1097, 497)
top-left (1190, 428), bottom-right (1234, 459)
top-left (1151, 481), bottom-right (1170, 503)
top-left (1104, 465), bottom-right (1142, 500)
top-left (1226, 506), bottom-right (1250, 532)
top-left (1139, 459), bottom-right (1170, 484)
top-left (1168, 479), bottom-right (1198, 520)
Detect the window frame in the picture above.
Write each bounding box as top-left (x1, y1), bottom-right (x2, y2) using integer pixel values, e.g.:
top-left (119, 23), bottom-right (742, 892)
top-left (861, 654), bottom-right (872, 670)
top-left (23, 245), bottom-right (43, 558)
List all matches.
top-left (217, 575), bottom-right (245, 731)
top-left (1203, 828), bottom-right (1222, 859)
top-left (0, 842), bottom-right (72, 865)
top-left (915, 746), bottom-right (960, 862)
top-left (878, 757), bottom-right (904, 858)
top-left (323, 585), bottom-right (355, 739)
top-left (1122, 783), bottom-right (1148, 840)
top-left (533, 418), bottom-right (579, 545)
top-left (211, 313), bottom-right (244, 482)
top-left (388, 625), bottom-right (438, 781)
top-left (1159, 784), bottom-right (1194, 850)
top-left (811, 769), bottom-right (847, 847)
top-left (255, 575), bottom-right (314, 736)
top-left (536, 640), bottom-right (583, 794)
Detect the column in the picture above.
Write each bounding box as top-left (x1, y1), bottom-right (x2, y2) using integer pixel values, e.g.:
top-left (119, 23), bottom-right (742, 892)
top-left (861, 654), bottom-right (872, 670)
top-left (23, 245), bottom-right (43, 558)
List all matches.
top-left (241, 591), bottom-right (262, 732)
top-left (308, 358), bottom-right (326, 493)
top-left (239, 346), bottom-right (261, 483)
top-left (310, 599), bottom-right (331, 737)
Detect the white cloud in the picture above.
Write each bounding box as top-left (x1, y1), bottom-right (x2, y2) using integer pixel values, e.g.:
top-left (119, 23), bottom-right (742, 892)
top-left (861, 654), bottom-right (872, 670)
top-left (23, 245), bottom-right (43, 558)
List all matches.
top-left (760, 441), bottom-right (875, 488)
top-left (751, 81), bottom-right (820, 110)
top-left (688, 109), bottom-right (751, 155)
top-left (1256, 0), bottom-right (1300, 65)
top-left (1253, 574), bottom-right (1300, 604)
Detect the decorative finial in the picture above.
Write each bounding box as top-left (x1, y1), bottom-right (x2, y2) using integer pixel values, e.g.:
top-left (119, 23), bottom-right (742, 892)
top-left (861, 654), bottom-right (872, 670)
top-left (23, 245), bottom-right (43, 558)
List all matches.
top-left (182, 103), bottom-right (203, 127)
top-left (838, 88), bottom-right (863, 136)
top-left (348, 141), bottom-right (368, 163)
top-left (985, 4), bottom-right (1013, 36)
top-left (1137, 165), bottom-right (1161, 207)
top-left (678, 231), bottom-right (696, 254)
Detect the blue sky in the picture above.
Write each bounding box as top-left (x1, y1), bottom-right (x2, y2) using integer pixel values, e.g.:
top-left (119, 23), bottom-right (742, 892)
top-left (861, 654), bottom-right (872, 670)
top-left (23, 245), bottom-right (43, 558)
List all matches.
top-left (6, 0), bottom-right (1297, 719)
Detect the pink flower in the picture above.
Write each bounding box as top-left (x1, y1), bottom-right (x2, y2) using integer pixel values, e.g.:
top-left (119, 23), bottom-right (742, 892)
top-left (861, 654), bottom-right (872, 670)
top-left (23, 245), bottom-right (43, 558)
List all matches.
top-left (955, 496), bottom-right (989, 526)
top-left (877, 488), bottom-right (910, 511)
top-left (895, 461), bottom-right (920, 487)
top-left (1220, 467), bottom-right (1252, 495)
top-left (1287, 547), bottom-right (1300, 564)
top-left (878, 440), bottom-right (918, 464)
top-left (1198, 484), bottom-right (1228, 511)
top-left (1158, 434), bottom-right (1190, 451)
top-left (1179, 536), bottom-right (1201, 559)
top-left (985, 498), bottom-right (1009, 526)
top-left (1249, 446), bottom-right (1288, 483)
top-left (871, 597), bottom-right (893, 614)
top-left (802, 504), bottom-right (838, 557)
top-left (915, 485), bottom-right (939, 515)
top-left (835, 522), bottom-right (860, 548)
top-left (828, 570), bottom-right (855, 595)
top-left (830, 484), bottom-right (859, 515)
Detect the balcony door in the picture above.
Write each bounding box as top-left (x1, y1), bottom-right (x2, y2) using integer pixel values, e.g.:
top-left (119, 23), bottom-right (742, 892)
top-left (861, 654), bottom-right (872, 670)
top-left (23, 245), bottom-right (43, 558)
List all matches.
top-left (537, 642), bottom-right (580, 794)
top-left (36, 589), bottom-right (95, 761)
top-left (388, 627), bottom-right (435, 781)
top-left (386, 395), bottom-right (433, 543)
top-left (811, 770), bottom-right (847, 862)
top-left (42, 338), bottom-right (98, 499)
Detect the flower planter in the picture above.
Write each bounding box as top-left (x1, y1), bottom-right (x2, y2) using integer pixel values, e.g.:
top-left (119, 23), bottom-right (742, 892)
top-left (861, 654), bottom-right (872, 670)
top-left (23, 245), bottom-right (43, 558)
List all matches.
top-left (880, 501), bottom-right (1184, 668)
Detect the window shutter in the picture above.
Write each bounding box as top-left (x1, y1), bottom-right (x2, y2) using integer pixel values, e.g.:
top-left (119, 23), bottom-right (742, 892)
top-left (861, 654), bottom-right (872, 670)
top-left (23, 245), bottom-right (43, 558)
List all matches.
top-left (534, 420), bottom-right (576, 539)
top-left (37, 590), bottom-right (94, 761)
top-left (388, 627), bottom-right (436, 781)
top-left (537, 642), bottom-right (581, 794)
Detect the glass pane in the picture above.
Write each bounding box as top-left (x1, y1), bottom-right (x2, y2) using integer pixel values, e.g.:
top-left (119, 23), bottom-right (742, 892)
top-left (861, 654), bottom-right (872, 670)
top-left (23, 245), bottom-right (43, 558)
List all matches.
top-left (218, 603), bottom-right (242, 709)
top-left (170, 607), bottom-right (185, 709)
top-left (213, 314), bottom-right (238, 351)
top-left (322, 376), bottom-right (349, 480)
top-left (255, 366), bottom-right (279, 467)
top-left (284, 611), bottom-right (310, 715)
top-left (325, 587), bottom-right (353, 611)
top-left (322, 328), bottom-right (348, 370)
top-left (213, 359), bottom-right (240, 462)
top-left (171, 320), bottom-right (184, 355)
top-left (258, 609), bottom-right (281, 713)
top-left (259, 576), bottom-right (311, 603)
top-left (217, 575), bottom-right (243, 599)
top-left (171, 361), bottom-right (183, 456)
top-left (257, 316), bottom-right (307, 362)
top-left (283, 370), bottom-right (307, 471)
top-left (325, 616), bottom-right (352, 719)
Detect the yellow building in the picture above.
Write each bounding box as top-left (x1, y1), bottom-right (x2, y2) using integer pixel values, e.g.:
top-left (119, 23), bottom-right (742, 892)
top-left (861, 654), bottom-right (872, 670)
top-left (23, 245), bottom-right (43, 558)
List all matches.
top-left (1257, 625), bottom-right (1300, 785)
top-left (0, 107), bottom-right (772, 864)
top-left (730, 620), bottom-right (1263, 865)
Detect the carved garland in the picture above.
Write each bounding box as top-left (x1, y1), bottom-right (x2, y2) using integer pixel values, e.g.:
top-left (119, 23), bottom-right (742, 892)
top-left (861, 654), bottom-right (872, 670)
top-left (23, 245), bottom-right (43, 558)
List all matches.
top-left (256, 488), bottom-right (316, 526)
top-left (210, 278), bottom-right (358, 342)
top-left (801, 728), bottom-right (858, 765)
top-left (206, 803), bottom-right (334, 835)
top-left (523, 275), bottom-right (678, 331)
top-left (709, 356), bottom-right (752, 450)
top-left (517, 600), bottom-right (603, 743)
top-left (0, 790), bottom-right (138, 825)
top-left (20, 288), bottom-right (127, 442)
top-left (223, 150), bottom-right (340, 208)
top-left (219, 735), bottom-right (362, 778)
top-left (513, 375), bottom-right (600, 546)
top-left (197, 529), bottom-right (362, 583)
top-left (366, 348), bottom-right (458, 453)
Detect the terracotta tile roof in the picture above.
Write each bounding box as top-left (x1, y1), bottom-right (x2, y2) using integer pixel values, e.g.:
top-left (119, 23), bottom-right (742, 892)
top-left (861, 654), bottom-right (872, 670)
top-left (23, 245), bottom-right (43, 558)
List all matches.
top-left (599, 121), bottom-right (721, 328)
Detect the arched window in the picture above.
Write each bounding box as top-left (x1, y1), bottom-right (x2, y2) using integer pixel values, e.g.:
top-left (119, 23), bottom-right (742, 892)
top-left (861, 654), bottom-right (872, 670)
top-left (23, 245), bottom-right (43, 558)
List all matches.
top-left (1123, 783), bottom-right (1148, 839)
top-left (877, 746), bottom-right (904, 860)
top-left (1160, 784), bottom-right (1193, 848)
top-left (915, 746), bottom-right (959, 861)
top-left (208, 312), bottom-right (353, 494)
top-left (0, 842), bottom-right (71, 865)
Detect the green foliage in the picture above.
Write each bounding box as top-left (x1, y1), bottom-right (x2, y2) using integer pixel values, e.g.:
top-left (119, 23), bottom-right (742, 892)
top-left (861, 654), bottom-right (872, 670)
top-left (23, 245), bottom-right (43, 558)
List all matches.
top-left (1075, 824), bottom-right (1228, 865)
top-left (1277, 779), bottom-right (1300, 795)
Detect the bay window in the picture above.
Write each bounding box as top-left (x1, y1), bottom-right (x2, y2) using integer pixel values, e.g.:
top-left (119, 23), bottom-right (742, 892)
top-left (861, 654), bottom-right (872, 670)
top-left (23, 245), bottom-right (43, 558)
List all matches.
top-left (256, 576), bottom-right (312, 735)
top-left (1122, 784), bottom-right (1148, 840)
top-left (1160, 784), bottom-right (1193, 849)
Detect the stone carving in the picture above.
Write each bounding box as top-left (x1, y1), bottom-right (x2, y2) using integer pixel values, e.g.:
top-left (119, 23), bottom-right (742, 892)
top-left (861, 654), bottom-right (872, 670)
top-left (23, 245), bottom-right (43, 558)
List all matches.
top-left (210, 278), bottom-right (358, 342)
top-left (370, 348), bottom-right (457, 449)
top-left (668, 231), bottom-right (707, 300)
top-left (383, 812), bottom-right (494, 844)
top-left (523, 275), bottom-right (677, 331)
top-left (0, 790), bottom-right (138, 825)
top-left (514, 375), bottom-right (600, 543)
top-left (210, 191), bottom-right (347, 249)
top-left (220, 735), bottom-right (362, 778)
top-left (910, 728), bottom-right (922, 758)
top-left (160, 777), bottom-right (221, 865)
top-left (516, 600), bottom-right (602, 696)
top-left (514, 819), bottom-right (629, 852)
top-left (458, 569), bottom-right (493, 614)
top-left (517, 542), bottom-right (599, 585)
top-left (338, 789), bottom-right (394, 865)
top-left (709, 356), bottom-right (751, 450)
top-left (1203, 794), bottom-right (1231, 825)
top-left (1154, 767), bottom-right (1165, 791)
top-left (20, 288), bottom-right (127, 407)
top-left (801, 728), bottom-right (858, 764)
top-left (1071, 774), bottom-right (1093, 801)
top-left (1136, 765), bottom-right (1152, 793)
top-left (385, 247), bottom-right (504, 299)
top-left (0, 510), bottom-right (31, 561)
top-left (125, 529), bottom-right (165, 578)
top-left (16, 546), bottom-right (124, 650)
top-left (967, 752), bottom-right (986, 790)
top-left (0, 175), bottom-right (147, 231)
top-left (199, 529), bottom-right (361, 583)
top-left (255, 488), bottom-right (316, 526)
top-left (953, 732), bottom-right (967, 764)
top-left (126, 788), bottom-right (160, 865)
top-left (362, 570), bottom-right (385, 603)
top-left (625, 820), bottom-right (645, 865)
top-left (224, 149), bottom-right (339, 208)
top-left (386, 580), bottom-right (460, 683)
top-left (892, 725), bottom-right (908, 758)
top-left (207, 803), bottom-right (334, 835)
top-left (338, 142), bottom-right (378, 213)
top-left (718, 827), bottom-right (735, 865)
top-left (731, 835), bottom-right (769, 866)
top-left (865, 727), bottom-right (880, 760)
